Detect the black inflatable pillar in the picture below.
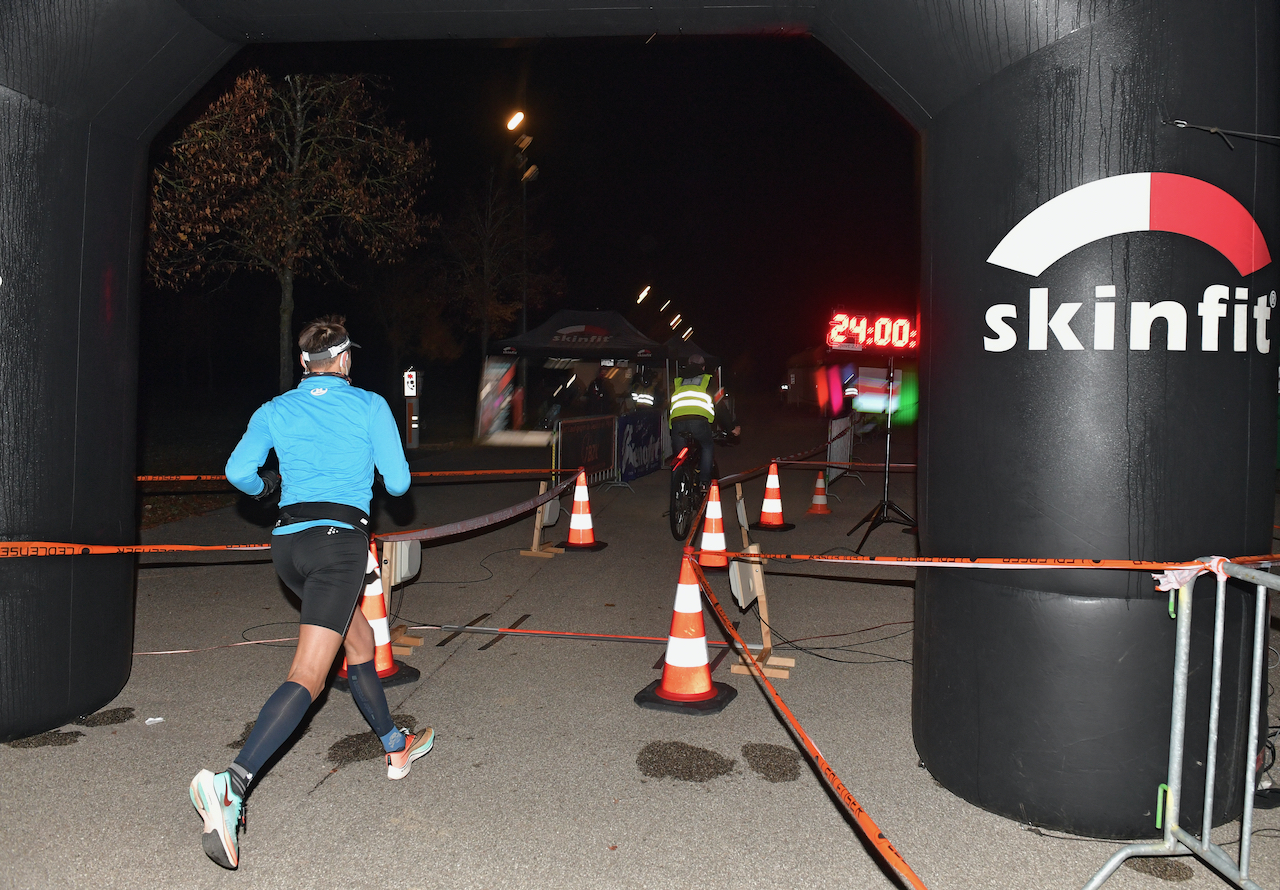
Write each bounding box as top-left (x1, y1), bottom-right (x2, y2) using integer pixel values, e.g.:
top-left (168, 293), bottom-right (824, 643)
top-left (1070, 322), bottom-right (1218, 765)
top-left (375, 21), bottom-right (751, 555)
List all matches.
top-left (0, 4), bottom-right (235, 741)
top-left (914, 3), bottom-right (1278, 837)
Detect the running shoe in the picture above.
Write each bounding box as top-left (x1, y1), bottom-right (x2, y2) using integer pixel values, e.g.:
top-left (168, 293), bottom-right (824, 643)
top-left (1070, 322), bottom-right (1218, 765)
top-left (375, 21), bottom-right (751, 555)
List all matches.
top-left (386, 727), bottom-right (434, 780)
top-left (189, 769), bottom-right (244, 869)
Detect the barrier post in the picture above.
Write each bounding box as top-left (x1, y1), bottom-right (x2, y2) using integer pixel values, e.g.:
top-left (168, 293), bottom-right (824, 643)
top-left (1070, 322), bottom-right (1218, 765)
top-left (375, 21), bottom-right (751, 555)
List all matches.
top-left (520, 480), bottom-right (564, 558)
top-left (1083, 562), bottom-right (1274, 890)
top-left (728, 543), bottom-right (794, 680)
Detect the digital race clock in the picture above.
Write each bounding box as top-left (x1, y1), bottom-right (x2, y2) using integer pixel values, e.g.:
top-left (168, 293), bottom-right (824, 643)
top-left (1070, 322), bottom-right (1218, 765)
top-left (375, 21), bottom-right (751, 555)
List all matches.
top-left (826, 312), bottom-right (919, 351)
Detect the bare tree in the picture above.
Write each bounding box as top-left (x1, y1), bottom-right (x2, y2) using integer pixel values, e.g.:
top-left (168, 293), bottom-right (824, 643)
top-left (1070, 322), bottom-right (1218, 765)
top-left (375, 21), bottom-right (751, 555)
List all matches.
top-left (441, 174), bottom-right (563, 359)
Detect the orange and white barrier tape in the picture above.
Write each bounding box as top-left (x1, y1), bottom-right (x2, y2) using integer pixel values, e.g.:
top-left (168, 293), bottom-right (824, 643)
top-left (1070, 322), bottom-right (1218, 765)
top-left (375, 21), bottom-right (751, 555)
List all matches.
top-left (0, 542), bottom-right (269, 558)
top-left (1, 475), bottom-right (580, 558)
top-left (778, 459), bottom-right (918, 472)
top-left (136, 468), bottom-right (572, 484)
top-left (687, 558), bottom-right (928, 890)
top-left (694, 548), bottom-right (1210, 574)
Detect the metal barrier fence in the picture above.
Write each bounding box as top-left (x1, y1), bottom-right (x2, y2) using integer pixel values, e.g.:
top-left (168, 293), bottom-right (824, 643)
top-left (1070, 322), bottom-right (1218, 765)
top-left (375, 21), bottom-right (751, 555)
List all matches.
top-left (553, 411), bottom-right (668, 487)
top-left (826, 415), bottom-right (852, 486)
top-left (1083, 558), bottom-right (1276, 890)
top-left (553, 415), bottom-right (617, 485)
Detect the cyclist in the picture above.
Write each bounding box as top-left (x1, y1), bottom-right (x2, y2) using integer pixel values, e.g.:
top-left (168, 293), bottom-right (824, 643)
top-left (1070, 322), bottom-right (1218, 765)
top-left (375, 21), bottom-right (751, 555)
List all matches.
top-left (669, 354), bottom-right (738, 492)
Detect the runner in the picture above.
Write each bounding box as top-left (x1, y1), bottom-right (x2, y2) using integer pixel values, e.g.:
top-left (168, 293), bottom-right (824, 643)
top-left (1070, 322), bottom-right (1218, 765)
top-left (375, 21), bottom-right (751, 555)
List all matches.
top-left (188, 315), bottom-right (432, 870)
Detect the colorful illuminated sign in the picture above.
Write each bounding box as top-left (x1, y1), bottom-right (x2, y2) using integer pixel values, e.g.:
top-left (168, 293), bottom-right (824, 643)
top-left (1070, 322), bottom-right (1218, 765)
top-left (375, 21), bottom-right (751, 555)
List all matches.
top-left (827, 313), bottom-right (919, 351)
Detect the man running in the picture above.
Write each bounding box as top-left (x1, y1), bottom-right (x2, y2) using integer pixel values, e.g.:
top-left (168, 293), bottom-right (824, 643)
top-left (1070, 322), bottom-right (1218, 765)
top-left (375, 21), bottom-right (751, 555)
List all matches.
top-left (188, 315), bottom-right (432, 870)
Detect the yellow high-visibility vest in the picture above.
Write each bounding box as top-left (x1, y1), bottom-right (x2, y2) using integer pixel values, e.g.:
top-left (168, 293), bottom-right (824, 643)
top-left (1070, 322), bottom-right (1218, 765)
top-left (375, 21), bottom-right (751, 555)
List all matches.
top-left (669, 374), bottom-right (714, 424)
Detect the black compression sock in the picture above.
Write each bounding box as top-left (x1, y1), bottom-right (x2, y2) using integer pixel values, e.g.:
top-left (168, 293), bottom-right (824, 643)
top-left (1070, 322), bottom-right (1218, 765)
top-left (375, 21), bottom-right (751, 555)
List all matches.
top-left (232, 681), bottom-right (313, 778)
top-left (346, 659), bottom-right (397, 742)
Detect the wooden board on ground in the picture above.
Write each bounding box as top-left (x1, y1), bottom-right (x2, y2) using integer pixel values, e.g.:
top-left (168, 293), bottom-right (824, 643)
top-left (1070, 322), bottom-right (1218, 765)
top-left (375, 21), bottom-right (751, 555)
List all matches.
top-left (389, 624), bottom-right (424, 649)
top-left (725, 541), bottom-right (793, 680)
top-left (521, 480), bottom-right (566, 558)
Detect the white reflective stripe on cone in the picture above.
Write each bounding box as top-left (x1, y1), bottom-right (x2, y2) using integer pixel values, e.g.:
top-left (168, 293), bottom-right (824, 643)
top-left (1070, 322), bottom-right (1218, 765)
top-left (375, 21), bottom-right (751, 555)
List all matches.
top-left (762, 498), bottom-right (783, 511)
top-left (673, 583), bottom-right (701, 613)
top-left (701, 531), bottom-right (726, 549)
top-left (574, 486), bottom-right (590, 502)
top-left (371, 617), bottom-right (392, 646)
top-left (664, 634), bottom-right (710, 667)
top-left (706, 500), bottom-right (722, 519)
top-left (570, 513), bottom-right (593, 530)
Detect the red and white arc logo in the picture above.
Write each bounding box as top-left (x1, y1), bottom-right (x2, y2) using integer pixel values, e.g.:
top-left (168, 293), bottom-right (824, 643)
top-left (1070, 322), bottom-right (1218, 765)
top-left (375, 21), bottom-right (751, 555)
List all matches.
top-left (983, 172), bottom-right (1275, 354)
top-left (987, 172), bottom-right (1271, 276)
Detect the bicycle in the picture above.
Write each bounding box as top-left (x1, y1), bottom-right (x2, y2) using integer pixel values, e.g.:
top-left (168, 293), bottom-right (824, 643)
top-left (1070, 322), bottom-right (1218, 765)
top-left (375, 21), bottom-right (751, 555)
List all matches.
top-left (668, 429), bottom-right (732, 541)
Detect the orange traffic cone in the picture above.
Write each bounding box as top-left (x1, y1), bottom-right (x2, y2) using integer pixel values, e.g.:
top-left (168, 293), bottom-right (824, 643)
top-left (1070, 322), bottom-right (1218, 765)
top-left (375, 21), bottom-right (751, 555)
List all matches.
top-left (558, 471), bottom-right (608, 551)
top-left (635, 557), bottom-right (737, 715)
top-left (806, 471), bottom-right (833, 515)
top-left (750, 462), bottom-right (795, 531)
top-left (698, 481), bottom-right (728, 569)
top-left (335, 542), bottom-right (420, 690)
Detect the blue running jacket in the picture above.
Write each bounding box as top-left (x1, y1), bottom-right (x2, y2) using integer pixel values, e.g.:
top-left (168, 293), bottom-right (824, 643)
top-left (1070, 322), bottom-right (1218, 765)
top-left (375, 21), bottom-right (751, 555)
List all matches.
top-left (227, 376), bottom-right (411, 529)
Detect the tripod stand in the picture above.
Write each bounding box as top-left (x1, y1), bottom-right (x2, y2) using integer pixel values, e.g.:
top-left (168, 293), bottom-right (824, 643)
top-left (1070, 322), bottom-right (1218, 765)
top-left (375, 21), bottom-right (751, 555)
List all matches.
top-left (847, 354), bottom-right (915, 553)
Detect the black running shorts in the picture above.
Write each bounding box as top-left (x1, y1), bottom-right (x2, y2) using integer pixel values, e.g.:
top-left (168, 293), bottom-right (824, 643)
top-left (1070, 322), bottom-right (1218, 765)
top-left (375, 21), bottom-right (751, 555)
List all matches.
top-left (270, 525), bottom-right (371, 634)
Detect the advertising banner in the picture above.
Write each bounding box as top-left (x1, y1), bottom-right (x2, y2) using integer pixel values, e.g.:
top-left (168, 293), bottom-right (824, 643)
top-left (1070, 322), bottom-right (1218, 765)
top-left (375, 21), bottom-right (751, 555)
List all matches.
top-left (475, 358), bottom-right (515, 440)
top-left (617, 410), bottom-right (663, 482)
top-left (557, 415), bottom-right (615, 481)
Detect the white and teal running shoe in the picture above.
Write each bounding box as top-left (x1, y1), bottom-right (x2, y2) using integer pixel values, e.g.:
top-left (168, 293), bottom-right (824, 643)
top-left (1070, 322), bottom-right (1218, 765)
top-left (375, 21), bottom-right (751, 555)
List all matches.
top-left (386, 727), bottom-right (434, 780)
top-left (189, 769), bottom-right (244, 869)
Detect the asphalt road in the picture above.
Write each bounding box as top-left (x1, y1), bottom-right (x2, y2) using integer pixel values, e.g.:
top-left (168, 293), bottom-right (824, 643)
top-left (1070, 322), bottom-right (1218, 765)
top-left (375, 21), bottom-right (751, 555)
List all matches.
top-left (3, 398), bottom-right (1279, 890)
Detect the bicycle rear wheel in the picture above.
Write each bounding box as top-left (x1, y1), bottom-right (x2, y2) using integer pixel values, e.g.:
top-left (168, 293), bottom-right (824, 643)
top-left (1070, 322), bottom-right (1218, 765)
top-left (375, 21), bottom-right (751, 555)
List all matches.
top-left (669, 461), bottom-right (697, 540)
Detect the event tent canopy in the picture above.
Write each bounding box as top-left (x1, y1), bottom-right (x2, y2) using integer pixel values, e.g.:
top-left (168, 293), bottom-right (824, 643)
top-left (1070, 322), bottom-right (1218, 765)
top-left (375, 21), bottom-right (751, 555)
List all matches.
top-left (491, 310), bottom-right (663, 361)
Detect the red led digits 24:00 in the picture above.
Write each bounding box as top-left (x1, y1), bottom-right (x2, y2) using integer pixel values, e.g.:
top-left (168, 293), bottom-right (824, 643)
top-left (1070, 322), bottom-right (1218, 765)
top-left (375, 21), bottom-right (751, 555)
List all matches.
top-left (827, 313), bottom-right (919, 350)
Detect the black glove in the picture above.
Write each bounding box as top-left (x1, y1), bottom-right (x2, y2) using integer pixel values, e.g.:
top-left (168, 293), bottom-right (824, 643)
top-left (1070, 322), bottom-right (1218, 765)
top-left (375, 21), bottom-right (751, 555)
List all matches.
top-left (253, 469), bottom-right (281, 501)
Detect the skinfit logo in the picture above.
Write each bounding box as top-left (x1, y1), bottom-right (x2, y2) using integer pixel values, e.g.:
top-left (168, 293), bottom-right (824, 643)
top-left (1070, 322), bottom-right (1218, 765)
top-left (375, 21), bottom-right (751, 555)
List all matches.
top-left (983, 172), bottom-right (1274, 353)
top-left (551, 324), bottom-right (612, 345)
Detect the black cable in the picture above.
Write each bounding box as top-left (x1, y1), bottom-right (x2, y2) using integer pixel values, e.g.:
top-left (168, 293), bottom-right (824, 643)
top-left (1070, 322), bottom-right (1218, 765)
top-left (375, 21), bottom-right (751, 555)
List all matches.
top-left (238, 621), bottom-right (302, 649)
top-left (749, 601), bottom-right (913, 665)
top-left (388, 547), bottom-right (523, 627)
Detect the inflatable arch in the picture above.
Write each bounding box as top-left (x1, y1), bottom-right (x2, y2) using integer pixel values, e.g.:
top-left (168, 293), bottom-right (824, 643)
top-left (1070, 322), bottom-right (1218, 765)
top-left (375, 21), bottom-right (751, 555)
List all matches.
top-left (1, 1), bottom-right (1275, 838)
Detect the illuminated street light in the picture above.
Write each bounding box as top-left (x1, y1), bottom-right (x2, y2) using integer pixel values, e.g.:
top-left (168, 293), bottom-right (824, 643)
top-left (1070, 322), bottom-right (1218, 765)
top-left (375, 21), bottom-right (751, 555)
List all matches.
top-left (659, 299), bottom-right (671, 311)
top-left (682, 327), bottom-right (694, 340)
top-left (669, 314), bottom-right (682, 329)
top-left (637, 285), bottom-right (651, 304)
top-left (506, 109), bottom-right (533, 411)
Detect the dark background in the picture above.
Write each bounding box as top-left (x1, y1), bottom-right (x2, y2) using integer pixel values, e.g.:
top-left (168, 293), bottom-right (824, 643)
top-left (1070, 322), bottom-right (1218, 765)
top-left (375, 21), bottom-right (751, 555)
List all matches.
top-left (139, 35), bottom-right (919, 440)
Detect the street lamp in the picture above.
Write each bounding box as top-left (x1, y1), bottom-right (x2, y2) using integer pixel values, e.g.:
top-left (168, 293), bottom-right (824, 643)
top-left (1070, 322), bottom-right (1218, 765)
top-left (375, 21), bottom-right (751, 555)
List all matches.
top-left (637, 285), bottom-right (651, 304)
top-left (509, 120), bottom-right (539, 340)
top-left (508, 112), bottom-right (539, 412)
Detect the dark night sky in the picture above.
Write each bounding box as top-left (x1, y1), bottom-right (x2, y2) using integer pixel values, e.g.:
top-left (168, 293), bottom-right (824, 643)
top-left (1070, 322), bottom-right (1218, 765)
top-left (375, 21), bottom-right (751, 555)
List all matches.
top-left (149, 35), bottom-right (918, 396)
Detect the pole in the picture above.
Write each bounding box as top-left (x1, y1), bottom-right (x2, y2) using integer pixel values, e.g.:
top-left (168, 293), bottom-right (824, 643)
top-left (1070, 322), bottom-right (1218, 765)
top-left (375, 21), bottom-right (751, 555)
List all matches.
top-left (518, 176), bottom-right (528, 417)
